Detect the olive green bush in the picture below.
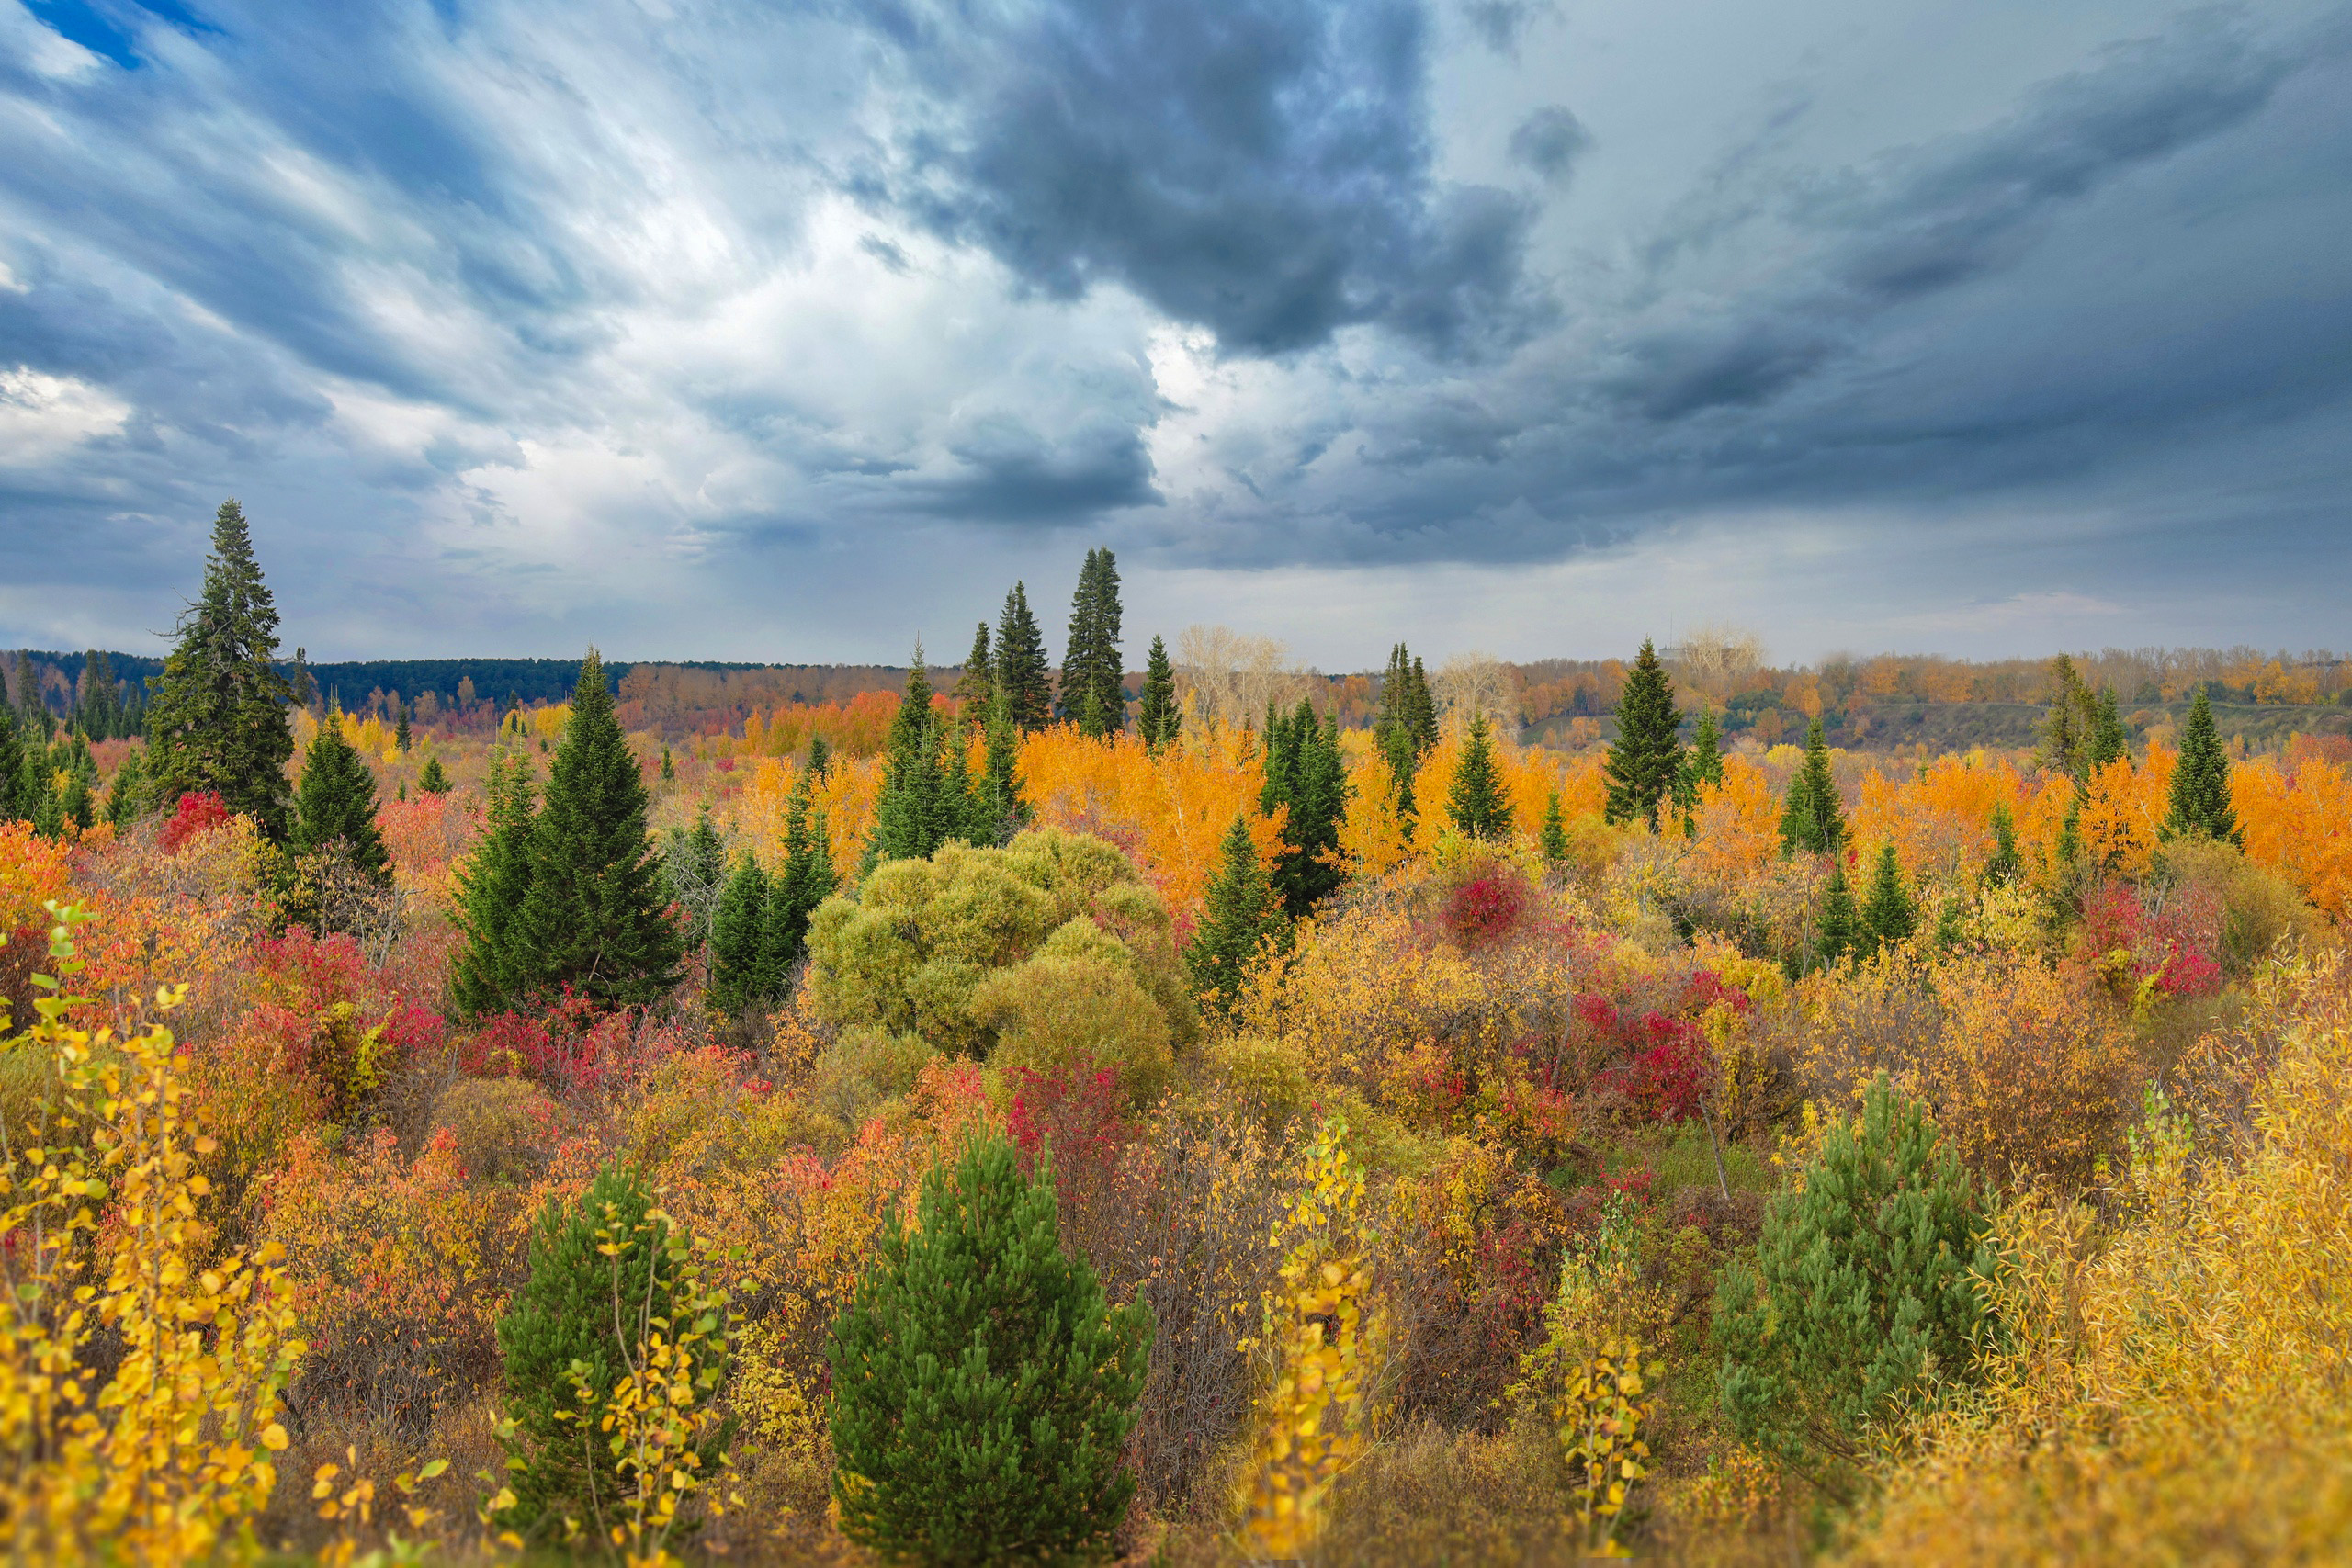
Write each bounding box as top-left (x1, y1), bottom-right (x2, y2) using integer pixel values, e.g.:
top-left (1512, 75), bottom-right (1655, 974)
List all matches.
top-left (808, 829), bottom-right (1197, 1104)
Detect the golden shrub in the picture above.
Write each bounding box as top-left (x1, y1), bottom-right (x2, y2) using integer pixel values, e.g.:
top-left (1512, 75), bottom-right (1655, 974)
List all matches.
top-left (1843, 971), bottom-right (2352, 1564)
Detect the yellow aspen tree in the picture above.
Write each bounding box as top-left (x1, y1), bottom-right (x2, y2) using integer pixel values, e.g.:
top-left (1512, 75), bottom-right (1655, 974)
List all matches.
top-left (1236, 1117), bottom-right (1389, 1556)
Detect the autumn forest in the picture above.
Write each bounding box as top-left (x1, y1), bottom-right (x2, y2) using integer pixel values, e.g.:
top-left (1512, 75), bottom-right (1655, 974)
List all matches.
top-left (4, 501), bottom-right (2349, 1567)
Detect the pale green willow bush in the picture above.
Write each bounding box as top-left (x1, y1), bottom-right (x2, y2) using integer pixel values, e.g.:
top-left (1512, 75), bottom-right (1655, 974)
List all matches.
top-left (807, 828), bottom-right (1198, 1105)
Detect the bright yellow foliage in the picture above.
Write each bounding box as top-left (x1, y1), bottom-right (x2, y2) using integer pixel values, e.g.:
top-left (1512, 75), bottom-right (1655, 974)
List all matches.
top-left (1237, 1118), bottom-right (1390, 1557)
top-left (1845, 954), bottom-right (2352, 1564)
top-left (0, 907), bottom-right (306, 1565)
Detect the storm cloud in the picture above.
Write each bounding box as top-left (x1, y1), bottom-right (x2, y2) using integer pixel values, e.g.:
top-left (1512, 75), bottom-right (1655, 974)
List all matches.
top-left (0, 0), bottom-right (2347, 664)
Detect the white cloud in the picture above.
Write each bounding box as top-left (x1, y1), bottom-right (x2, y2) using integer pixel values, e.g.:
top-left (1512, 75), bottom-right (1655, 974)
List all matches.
top-left (0, 367), bottom-right (129, 467)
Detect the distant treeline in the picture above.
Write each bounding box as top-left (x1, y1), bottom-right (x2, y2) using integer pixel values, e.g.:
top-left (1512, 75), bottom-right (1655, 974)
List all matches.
top-left (8, 641), bottom-right (2348, 752)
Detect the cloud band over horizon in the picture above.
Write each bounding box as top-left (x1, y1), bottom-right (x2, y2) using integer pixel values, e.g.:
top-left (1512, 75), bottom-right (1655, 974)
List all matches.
top-left (3, 0), bottom-right (2348, 668)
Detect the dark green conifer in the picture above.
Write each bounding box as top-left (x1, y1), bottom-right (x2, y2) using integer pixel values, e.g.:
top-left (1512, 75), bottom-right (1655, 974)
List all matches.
top-left (707, 853), bottom-right (773, 1015)
top-left (995, 582), bottom-right (1053, 731)
top-left (1780, 717), bottom-right (1847, 856)
top-left (1858, 842), bottom-right (1916, 957)
top-left (2086, 685), bottom-right (2128, 775)
top-left (1932, 895), bottom-right (1966, 951)
top-left (0, 710), bottom-right (24, 822)
top-left (394, 704), bottom-right (413, 751)
top-left (807, 735), bottom-right (832, 781)
top-left (452, 752), bottom-right (537, 1017)
top-left (977, 676), bottom-right (1029, 843)
top-left (766, 771), bottom-right (835, 977)
top-left (1716, 1078), bottom-right (1992, 1497)
top-left (1814, 859), bottom-right (1859, 969)
top-left (497, 1164), bottom-right (722, 1538)
top-left (1604, 640), bottom-right (1685, 831)
top-left (104, 742), bottom-right (148, 828)
top-left (1136, 634), bottom-right (1180, 751)
top-left (1063, 548), bottom-right (1125, 734)
top-left (660, 745), bottom-right (674, 784)
top-left (290, 717), bottom-right (391, 886)
top-left (1540, 788), bottom-right (1569, 864)
top-left (418, 755), bottom-right (451, 795)
top-left (955, 620), bottom-right (995, 711)
top-left (144, 500), bottom-right (297, 838)
top-left (1189, 814), bottom-right (1285, 1019)
top-left (828, 1134), bottom-right (1150, 1563)
top-left (1691, 704), bottom-right (1725, 780)
top-left (1261, 700), bottom-right (1347, 916)
top-left (872, 647), bottom-right (951, 864)
top-left (1374, 644), bottom-right (1438, 820)
top-left (2161, 689), bottom-right (2239, 844)
top-left (507, 650), bottom-right (684, 1011)
top-left (1982, 803), bottom-right (2022, 886)
top-left (1447, 712), bottom-right (1511, 840)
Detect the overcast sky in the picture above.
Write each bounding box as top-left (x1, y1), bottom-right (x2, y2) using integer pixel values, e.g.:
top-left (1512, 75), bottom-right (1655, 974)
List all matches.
top-left (3, 0), bottom-right (2347, 669)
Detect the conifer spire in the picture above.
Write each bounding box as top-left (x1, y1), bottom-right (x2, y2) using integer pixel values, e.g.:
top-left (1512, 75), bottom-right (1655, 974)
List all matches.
top-left (291, 716), bottom-right (390, 886)
top-left (996, 582), bottom-right (1053, 732)
top-left (1604, 639), bottom-right (1684, 831)
top-left (2161, 688), bottom-right (2239, 844)
top-left (506, 649), bottom-right (684, 1011)
top-left (1136, 634), bottom-right (1180, 751)
top-left (1190, 814), bottom-right (1285, 1019)
top-left (144, 499), bottom-right (297, 838)
top-left (1446, 711), bottom-right (1510, 840)
top-left (1781, 717), bottom-right (1847, 856)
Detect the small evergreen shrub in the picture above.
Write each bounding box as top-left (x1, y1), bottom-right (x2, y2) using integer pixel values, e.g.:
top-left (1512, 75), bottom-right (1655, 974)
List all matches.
top-left (1715, 1077), bottom-right (1994, 1498)
top-left (828, 1131), bottom-right (1151, 1564)
top-left (495, 1162), bottom-right (721, 1537)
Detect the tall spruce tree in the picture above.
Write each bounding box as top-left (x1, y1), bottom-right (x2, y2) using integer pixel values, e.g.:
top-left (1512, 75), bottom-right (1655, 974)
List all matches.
top-left (1780, 717), bottom-right (1847, 856)
top-left (506, 650), bottom-right (684, 1011)
top-left (807, 735), bottom-right (833, 781)
top-left (766, 770), bottom-right (836, 976)
top-left (1603, 639), bottom-right (1685, 831)
top-left (955, 621), bottom-right (995, 710)
top-left (1374, 644), bottom-right (1439, 819)
top-left (394, 703), bottom-right (413, 751)
top-left (871, 647), bottom-right (952, 863)
top-left (1136, 634), bottom-right (1180, 751)
top-left (418, 755), bottom-right (451, 795)
top-left (1447, 711), bottom-right (1511, 840)
top-left (995, 582), bottom-right (1053, 732)
top-left (452, 752), bottom-right (538, 1017)
top-left (1062, 548), bottom-right (1125, 735)
top-left (76, 650), bottom-right (122, 740)
top-left (2162, 688), bottom-right (2239, 843)
top-left (978, 675), bottom-right (1030, 842)
top-left (2086, 686), bottom-right (2129, 775)
top-left (665, 803), bottom-right (729, 959)
top-left (1190, 814), bottom-right (1285, 1019)
top-left (290, 717), bottom-right (391, 886)
top-left (1859, 842), bottom-right (1916, 957)
top-left (144, 500), bottom-right (297, 838)
top-left (1261, 699), bottom-right (1347, 916)
top-left (827, 1133), bottom-right (1151, 1563)
top-left (2036, 654), bottom-right (2106, 787)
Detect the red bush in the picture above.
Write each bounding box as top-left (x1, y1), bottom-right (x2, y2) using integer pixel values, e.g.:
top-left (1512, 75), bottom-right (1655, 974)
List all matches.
top-left (1445, 871), bottom-right (1533, 947)
top-left (160, 792), bottom-right (232, 852)
top-left (1007, 1062), bottom-right (1129, 1201)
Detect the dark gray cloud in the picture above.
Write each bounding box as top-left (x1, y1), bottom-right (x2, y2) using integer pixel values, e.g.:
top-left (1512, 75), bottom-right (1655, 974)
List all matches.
top-left (1509, 106), bottom-right (1589, 181)
top-left (0, 0), bottom-right (2348, 662)
top-left (863, 0), bottom-right (1540, 356)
